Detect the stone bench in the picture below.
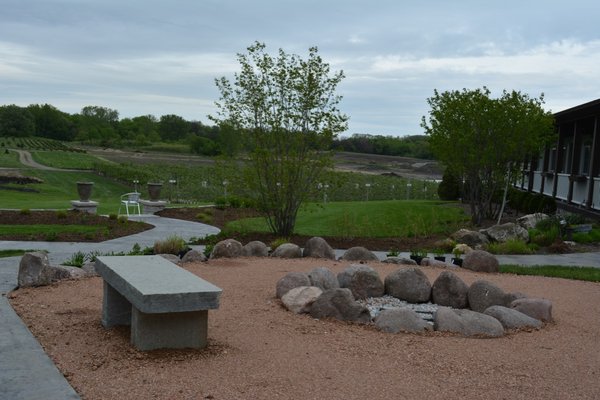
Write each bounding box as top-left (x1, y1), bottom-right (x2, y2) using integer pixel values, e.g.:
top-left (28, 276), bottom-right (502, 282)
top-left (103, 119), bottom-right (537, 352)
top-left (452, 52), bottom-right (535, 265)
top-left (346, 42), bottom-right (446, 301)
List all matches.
top-left (95, 255), bottom-right (222, 351)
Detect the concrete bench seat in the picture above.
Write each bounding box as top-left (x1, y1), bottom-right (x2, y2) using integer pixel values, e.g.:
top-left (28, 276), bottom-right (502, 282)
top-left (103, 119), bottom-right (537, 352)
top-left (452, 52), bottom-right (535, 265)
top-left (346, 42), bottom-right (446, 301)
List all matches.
top-left (95, 255), bottom-right (222, 351)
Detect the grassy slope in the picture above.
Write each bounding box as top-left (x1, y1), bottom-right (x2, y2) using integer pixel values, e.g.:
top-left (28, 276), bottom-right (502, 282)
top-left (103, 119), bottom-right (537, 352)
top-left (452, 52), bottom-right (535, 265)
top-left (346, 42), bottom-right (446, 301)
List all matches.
top-left (1, 169), bottom-right (134, 214)
top-left (229, 200), bottom-right (469, 238)
top-left (30, 150), bottom-right (111, 169)
top-left (0, 149), bottom-right (23, 168)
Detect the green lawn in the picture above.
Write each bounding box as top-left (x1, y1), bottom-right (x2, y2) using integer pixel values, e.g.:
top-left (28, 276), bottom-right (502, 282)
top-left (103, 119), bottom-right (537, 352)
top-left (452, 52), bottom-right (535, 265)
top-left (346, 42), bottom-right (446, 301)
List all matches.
top-left (0, 149), bottom-right (23, 168)
top-left (30, 150), bottom-right (111, 169)
top-left (0, 170), bottom-right (135, 214)
top-left (228, 200), bottom-right (469, 238)
top-left (0, 224), bottom-right (105, 237)
top-left (500, 265), bottom-right (600, 282)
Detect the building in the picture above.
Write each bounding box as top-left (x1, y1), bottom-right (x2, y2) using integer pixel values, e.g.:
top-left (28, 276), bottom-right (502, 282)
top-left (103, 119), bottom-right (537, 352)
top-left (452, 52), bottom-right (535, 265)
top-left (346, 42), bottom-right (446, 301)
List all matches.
top-left (518, 99), bottom-right (600, 216)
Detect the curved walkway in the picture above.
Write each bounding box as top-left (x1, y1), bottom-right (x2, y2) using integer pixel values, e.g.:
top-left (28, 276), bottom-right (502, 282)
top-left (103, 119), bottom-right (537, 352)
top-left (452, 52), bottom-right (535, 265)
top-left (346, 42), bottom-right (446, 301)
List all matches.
top-left (1, 215), bottom-right (599, 399)
top-left (0, 215), bottom-right (219, 400)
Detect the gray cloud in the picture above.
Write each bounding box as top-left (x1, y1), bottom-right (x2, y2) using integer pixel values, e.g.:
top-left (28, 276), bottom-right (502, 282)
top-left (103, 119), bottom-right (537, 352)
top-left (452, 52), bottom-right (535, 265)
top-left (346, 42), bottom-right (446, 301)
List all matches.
top-left (1, 0), bottom-right (599, 135)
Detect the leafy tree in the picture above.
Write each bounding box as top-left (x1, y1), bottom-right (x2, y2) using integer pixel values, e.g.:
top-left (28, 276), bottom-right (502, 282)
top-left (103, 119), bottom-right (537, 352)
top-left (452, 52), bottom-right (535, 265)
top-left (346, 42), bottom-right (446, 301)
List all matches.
top-left (27, 104), bottom-right (75, 141)
top-left (190, 135), bottom-right (219, 156)
top-left (422, 87), bottom-right (554, 225)
top-left (0, 105), bottom-right (35, 137)
top-left (76, 105), bottom-right (120, 144)
top-left (158, 114), bottom-right (190, 142)
top-left (211, 42), bottom-right (348, 236)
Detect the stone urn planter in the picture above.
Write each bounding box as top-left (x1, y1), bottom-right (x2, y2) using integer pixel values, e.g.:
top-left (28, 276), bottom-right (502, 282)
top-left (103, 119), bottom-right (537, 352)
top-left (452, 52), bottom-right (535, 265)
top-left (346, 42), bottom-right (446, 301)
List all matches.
top-left (76, 181), bottom-right (94, 202)
top-left (147, 183), bottom-right (163, 201)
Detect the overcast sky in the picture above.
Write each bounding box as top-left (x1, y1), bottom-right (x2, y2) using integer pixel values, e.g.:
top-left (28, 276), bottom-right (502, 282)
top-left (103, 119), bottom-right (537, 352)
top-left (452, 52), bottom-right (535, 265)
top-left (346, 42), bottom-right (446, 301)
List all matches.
top-left (1, 0), bottom-right (599, 136)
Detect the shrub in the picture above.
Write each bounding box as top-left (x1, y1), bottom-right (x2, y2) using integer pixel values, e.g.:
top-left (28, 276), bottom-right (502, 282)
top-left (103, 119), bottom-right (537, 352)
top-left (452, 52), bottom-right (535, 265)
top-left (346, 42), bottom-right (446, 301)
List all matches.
top-left (486, 239), bottom-right (533, 255)
top-left (44, 232), bottom-right (57, 241)
top-left (108, 213), bottom-right (118, 220)
top-left (203, 244), bottom-right (214, 258)
top-left (20, 208), bottom-right (31, 215)
top-left (62, 251), bottom-right (88, 267)
top-left (117, 215), bottom-right (128, 224)
top-left (153, 235), bottom-right (186, 255)
top-left (387, 248), bottom-right (399, 257)
top-left (214, 197), bottom-right (228, 209)
top-left (55, 210), bottom-right (67, 219)
top-left (269, 238), bottom-right (289, 251)
top-left (572, 229), bottom-right (600, 244)
top-left (437, 170), bottom-right (460, 201)
top-left (196, 212), bottom-right (213, 224)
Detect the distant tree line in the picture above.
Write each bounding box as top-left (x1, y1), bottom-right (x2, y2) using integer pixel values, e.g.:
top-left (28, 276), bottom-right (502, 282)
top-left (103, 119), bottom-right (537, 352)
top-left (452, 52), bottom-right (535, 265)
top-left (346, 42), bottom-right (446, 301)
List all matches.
top-left (332, 133), bottom-right (433, 159)
top-left (0, 103), bottom-right (431, 159)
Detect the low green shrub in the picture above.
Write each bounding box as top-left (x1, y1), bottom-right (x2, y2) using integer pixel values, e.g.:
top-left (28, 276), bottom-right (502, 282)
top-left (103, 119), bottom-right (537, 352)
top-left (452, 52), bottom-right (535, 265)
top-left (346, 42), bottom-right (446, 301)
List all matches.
top-left (203, 244), bottom-right (214, 258)
top-left (486, 239), bottom-right (533, 255)
top-left (196, 212), bottom-right (213, 224)
top-left (55, 210), bottom-right (67, 219)
top-left (108, 213), bottom-right (118, 220)
top-left (117, 215), bottom-right (128, 224)
top-left (20, 208), bottom-right (31, 215)
top-left (269, 238), bottom-right (289, 251)
top-left (572, 229), bottom-right (600, 244)
top-left (62, 251), bottom-right (88, 267)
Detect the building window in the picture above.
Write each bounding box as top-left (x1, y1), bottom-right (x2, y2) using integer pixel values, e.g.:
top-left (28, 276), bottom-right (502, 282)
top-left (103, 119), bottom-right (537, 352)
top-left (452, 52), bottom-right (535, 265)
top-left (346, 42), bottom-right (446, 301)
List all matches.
top-left (562, 138), bottom-right (573, 173)
top-left (549, 147), bottom-right (557, 171)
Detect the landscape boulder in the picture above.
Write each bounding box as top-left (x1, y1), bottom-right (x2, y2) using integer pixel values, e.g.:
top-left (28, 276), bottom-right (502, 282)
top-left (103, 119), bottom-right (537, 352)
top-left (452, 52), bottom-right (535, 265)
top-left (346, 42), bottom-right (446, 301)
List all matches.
top-left (374, 308), bottom-right (433, 333)
top-left (434, 307), bottom-right (504, 337)
top-left (431, 271), bottom-right (469, 309)
top-left (303, 237), bottom-right (335, 260)
top-left (309, 288), bottom-right (371, 323)
top-left (275, 272), bottom-right (311, 299)
top-left (480, 222), bottom-right (529, 243)
top-left (337, 264), bottom-right (384, 299)
top-left (517, 213), bottom-right (549, 230)
top-left (483, 305), bottom-right (543, 330)
top-left (181, 249), bottom-right (207, 263)
top-left (242, 241), bottom-right (269, 257)
top-left (271, 243), bottom-right (302, 259)
top-left (420, 258), bottom-right (455, 268)
top-left (59, 266), bottom-right (88, 280)
top-left (467, 280), bottom-right (507, 312)
top-left (18, 252), bottom-right (54, 287)
top-left (384, 267), bottom-right (431, 303)
top-left (510, 298), bottom-right (553, 322)
top-left (339, 246), bottom-right (379, 262)
top-left (281, 286), bottom-right (323, 314)
top-left (210, 239), bottom-right (243, 259)
top-left (308, 267), bottom-right (339, 290)
top-left (462, 250), bottom-right (499, 273)
top-left (382, 257), bottom-right (417, 266)
top-left (451, 229), bottom-right (489, 248)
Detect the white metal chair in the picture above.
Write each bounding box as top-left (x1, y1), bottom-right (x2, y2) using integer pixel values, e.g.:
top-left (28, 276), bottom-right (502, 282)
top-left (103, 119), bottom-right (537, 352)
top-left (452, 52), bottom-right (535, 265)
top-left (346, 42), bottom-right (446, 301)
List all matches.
top-left (118, 192), bottom-right (141, 216)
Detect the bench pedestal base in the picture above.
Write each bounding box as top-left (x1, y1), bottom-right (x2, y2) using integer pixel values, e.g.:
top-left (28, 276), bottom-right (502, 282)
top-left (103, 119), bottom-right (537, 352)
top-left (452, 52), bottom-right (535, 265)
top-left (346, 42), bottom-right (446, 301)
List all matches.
top-left (70, 200), bottom-right (98, 214)
top-left (139, 200), bottom-right (167, 214)
top-left (102, 281), bottom-right (208, 350)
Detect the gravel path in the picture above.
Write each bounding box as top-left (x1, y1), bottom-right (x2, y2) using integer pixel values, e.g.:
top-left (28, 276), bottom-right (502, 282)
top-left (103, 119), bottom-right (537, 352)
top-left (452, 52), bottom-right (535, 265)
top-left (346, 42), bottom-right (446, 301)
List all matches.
top-left (9, 258), bottom-right (600, 400)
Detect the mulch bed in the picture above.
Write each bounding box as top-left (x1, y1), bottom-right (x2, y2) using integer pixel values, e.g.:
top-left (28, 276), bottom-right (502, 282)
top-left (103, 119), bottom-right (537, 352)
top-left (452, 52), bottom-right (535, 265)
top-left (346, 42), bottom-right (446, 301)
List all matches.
top-left (0, 210), bottom-right (153, 242)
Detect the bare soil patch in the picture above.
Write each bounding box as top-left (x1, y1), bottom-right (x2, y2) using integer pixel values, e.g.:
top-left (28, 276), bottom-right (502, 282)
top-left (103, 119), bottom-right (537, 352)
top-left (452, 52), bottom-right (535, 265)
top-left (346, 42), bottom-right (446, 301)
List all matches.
top-left (0, 210), bottom-right (152, 242)
top-left (9, 258), bottom-right (600, 400)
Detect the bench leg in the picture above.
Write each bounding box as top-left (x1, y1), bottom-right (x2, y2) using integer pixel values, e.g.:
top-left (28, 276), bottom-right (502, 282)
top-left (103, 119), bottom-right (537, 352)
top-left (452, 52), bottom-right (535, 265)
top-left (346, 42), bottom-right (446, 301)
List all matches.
top-left (102, 281), bottom-right (132, 328)
top-left (131, 308), bottom-right (208, 351)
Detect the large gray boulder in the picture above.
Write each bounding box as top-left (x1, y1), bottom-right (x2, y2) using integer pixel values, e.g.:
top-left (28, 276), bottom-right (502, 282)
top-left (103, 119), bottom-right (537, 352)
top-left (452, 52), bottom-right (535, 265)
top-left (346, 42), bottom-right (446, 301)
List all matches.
top-left (242, 241), bottom-right (269, 257)
top-left (431, 271), bottom-right (469, 308)
top-left (382, 257), bottom-right (417, 266)
top-left (158, 253), bottom-right (180, 264)
top-left (517, 213), bottom-right (549, 230)
top-left (483, 305), bottom-right (543, 330)
top-left (337, 264), bottom-right (384, 299)
top-left (59, 266), bottom-right (87, 280)
top-left (210, 239), bottom-right (243, 259)
top-left (309, 288), bottom-right (371, 323)
top-left (18, 252), bottom-right (54, 287)
top-left (339, 246), bottom-right (379, 262)
top-left (451, 229), bottom-right (489, 248)
top-left (468, 280), bottom-right (507, 312)
top-left (480, 222), bottom-right (529, 243)
top-left (510, 298), bottom-right (553, 322)
top-left (462, 250), bottom-right (499, 273)
top-left (434, 307), bottom-right (504, 337)
top-left (303, 237), bottom-right (335, 260)
top-left (275, 272), bottom-right (311, 299)
top-left (181, 249), bottom-right (207, 263)
top-left (308, 267), bottom-right (339, 290)
top-left (384, 268), bottom-right (431, 303)
top-left (271, 243), bottom-right (302, 259)
top-left (281, 286), bottom-right (323, 314)
top-left (374, 308), bottom-right (433, 333)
